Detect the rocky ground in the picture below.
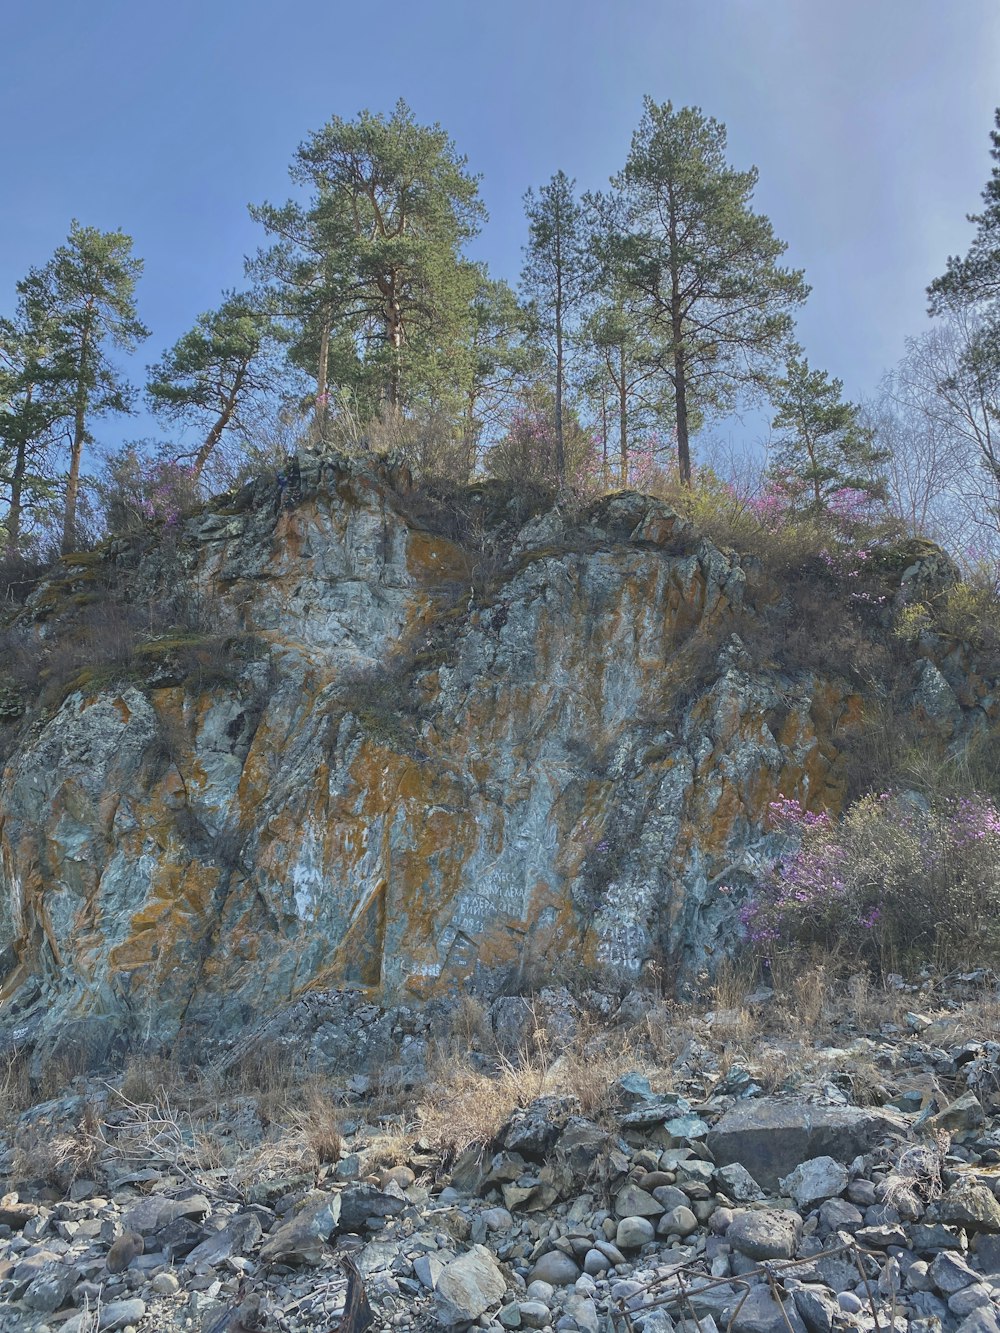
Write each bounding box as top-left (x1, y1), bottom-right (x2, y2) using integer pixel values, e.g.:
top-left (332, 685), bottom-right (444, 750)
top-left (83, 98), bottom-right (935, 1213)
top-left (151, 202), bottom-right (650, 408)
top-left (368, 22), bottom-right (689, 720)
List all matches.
top-left (3, 973), bottom-right (1000, 1333)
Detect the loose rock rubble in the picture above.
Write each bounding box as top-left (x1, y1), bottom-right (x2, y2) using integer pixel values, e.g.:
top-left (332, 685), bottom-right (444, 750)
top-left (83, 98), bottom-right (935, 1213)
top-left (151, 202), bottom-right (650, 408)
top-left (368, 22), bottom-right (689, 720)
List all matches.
top-left (5, 981), bottom-right (1000, 1333)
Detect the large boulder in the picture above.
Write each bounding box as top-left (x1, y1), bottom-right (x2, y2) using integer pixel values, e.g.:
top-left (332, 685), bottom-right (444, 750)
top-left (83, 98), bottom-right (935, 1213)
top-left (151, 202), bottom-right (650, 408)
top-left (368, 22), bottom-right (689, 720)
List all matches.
top-left (707, 1100), bottom-right (907, 1191)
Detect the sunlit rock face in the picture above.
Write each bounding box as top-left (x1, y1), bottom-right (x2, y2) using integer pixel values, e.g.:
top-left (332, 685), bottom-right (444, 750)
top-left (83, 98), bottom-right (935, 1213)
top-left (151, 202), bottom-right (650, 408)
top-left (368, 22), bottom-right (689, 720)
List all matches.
top-left (0, 455), bottom-right (988, 1064)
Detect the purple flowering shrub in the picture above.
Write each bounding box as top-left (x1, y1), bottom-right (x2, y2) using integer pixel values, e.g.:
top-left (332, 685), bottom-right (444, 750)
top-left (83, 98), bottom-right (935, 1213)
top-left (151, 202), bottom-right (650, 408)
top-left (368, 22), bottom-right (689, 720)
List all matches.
top-left (99, 445), bottom-right (201, 536)
top-left (739, 791), bottom-right (1000, 972)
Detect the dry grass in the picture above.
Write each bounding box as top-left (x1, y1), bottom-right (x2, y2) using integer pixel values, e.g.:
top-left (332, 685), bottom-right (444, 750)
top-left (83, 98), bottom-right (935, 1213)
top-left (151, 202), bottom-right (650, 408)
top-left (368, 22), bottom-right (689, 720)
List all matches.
top-left (415, 1048), bottom-right (549, 1155)
top-left (0, 1052), bottom-right (33, 1127)
top-left (12, 1103), bottom-right (106, 1188)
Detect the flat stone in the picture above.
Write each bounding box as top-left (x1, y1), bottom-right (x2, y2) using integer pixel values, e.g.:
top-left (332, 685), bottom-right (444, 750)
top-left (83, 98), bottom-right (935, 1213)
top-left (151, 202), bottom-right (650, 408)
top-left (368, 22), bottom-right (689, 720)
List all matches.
top-left (63, 1298), bottom-right (147, 1332)
top-left (415, 1253), bottom-right (446, 1291)
top-left (817, 1198), bottom-right (863, 1233)
top-left (563, 1293), bottom-right (600, 1333)
top-left (949, 1286), bottom-right (995, 1317)
top-left (614, 1183), bottom-right (662, 1218)
top-left (23, 1262), bottom-right (77, 1313)
top-left (715, 1163), bottom-right (764, 1203)
top-left (708, 1101), bottom-right (906, 1192)
top-left (957, 1309), bottom-right (1000, 1333)
top-left (434, 1245), bottom-right (508, 1327)
top-left (780, 1157), bottom-right (849, 1210)
top-left (258, 1191), bottom-right (341, 1265)
top-left (929, 1251), bottom-right (980, 1294)
top-left (793, 1284), bottom-right (840, 1333)
top-left (184, 1212), bottom-right (262, 1267)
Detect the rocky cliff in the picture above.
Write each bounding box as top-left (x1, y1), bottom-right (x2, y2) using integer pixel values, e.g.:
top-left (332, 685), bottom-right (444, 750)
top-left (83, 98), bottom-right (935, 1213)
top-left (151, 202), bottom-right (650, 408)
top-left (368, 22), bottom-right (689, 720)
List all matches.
top-left (0, 454), bottom-right (992, 1067)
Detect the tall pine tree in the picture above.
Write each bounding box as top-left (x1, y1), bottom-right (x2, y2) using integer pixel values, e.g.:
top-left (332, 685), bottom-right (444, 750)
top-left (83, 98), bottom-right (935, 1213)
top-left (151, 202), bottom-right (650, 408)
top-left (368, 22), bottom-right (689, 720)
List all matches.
top-left (604, 99), bottom-right (808, 485)
top-left (19, 222), bottom-right (147, 552)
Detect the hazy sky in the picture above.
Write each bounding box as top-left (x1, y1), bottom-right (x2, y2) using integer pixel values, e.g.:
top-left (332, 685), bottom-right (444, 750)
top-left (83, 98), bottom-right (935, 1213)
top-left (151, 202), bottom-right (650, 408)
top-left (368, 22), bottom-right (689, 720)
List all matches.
top-left (3, 0), bottom-right (999, 455)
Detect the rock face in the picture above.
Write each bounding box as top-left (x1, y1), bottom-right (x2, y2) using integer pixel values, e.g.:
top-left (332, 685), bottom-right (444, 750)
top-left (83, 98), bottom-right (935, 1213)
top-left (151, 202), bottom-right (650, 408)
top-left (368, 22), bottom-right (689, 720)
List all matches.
top-left (0, 454), bottom-right (995, 1061)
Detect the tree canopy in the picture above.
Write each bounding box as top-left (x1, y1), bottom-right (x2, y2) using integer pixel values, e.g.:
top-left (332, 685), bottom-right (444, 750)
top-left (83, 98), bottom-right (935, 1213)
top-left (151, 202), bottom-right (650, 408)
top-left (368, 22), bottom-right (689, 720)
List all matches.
top-left (598, 98), bottom-right (808, 484)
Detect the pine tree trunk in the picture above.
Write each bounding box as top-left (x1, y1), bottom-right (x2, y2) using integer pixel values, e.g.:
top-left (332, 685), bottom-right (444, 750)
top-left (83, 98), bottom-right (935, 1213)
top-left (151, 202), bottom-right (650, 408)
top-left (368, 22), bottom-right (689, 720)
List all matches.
top-left (619, 346), bottom-right (628, 488)
top-left (675, 356), bottom-right (692, 488)
top-left (192, 365), bottom-right (246, 481)
top-left (7, 438), bottom-right (26, 556)
top-left (6, 387), bottom-right (30, 555)
top-left (554, 220), bottom-right (565, 488)
top-left (315, 315), bottom-right (330, 434)
top-left (63, 321), bottom-right (91, 555)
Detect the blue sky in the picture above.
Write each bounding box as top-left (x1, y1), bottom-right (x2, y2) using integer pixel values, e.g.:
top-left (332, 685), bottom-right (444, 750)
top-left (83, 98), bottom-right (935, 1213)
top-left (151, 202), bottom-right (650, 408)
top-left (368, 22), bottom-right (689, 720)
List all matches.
top-left (3, 0), bottom-right (1000, 456)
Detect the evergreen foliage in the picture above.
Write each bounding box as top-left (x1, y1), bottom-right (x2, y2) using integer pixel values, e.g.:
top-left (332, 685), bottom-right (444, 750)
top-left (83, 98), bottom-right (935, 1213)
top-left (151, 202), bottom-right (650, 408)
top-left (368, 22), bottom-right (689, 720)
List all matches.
top-left (252, 99), bottom-right (486, 424)
top-left (147, 291), bottom-right (283, 481)
top-left (520, 172), bottom-right (591, 486)
top-left (769, 354), bottom-right (887, 515)
top-left (599, 98), bottom-right (808, 485)
top-left (17, 222), bottom-right (148, 553)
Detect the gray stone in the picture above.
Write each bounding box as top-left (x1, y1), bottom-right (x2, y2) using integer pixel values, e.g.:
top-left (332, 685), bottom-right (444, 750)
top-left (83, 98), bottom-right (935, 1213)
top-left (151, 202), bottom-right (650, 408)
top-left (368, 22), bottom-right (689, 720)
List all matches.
top-left (434, 1245), bottom-right (508, 1327)
top-left (151, 1271), bottom-right (181, 1295)
top-left (727, 1209), bottom-right (802, 1261)
top-left (779, 1156), bottom-right (849, 1210)
top-left (949, 1286), bottom-right (995, 1317)
top-left (583, 1248), bottom-right (608, 1275)
top-left (657, 1206), bottom-right (698, 1238)
top-left (258, 1191), bottom-right (341, 1265)
top-left (929, 1251), bottom-right (980, 1294)
top-left (63, 1299), bottom-right (147, 1333)
top-left (957, 1308), bottom-right (1000, 1333)
top-left (792, 1284), bottom-right (840, 1333)
top-left (519, 1301), bottom-right (551, 1329)
top-left (337, 1182), bottom-right (408, 1231)
top-left (715, 1163), bottom-right (763, 1203)
top-left (617, 1216), bottom-right (656, 1249)
top-left (938, 1180), bottom-right (1000, 1234)
top-left (500, 1303), bottom-right (523, 1329)
top-left (928, 1093), bottom-right (986, 1136)
top-left (184, 1211), bottom-right (262, 1267)
top-left (121, 1192), bottom-right (211, 1235)
top-left (23, 1262), bottom-right (77, 1313)
top-left (564, 1294), bottom-right (600, 1333)
top-left (529, 1250), bottom-right (582, 1286)
top-left (615, 1183), bottom-right (663, 1219)
top-left (976, 1235), bottom-right (1000, 1274)
top-left (707, 1101), bottom-right (906, 1191)
top-left (817, 1198), bottom-right (863, 1233)
top-left (837, 1293), bottom-right (863, 1314)
top-left (731, 1285), bottom-right (807, 1333)
top-left (415, 1253), bottom-right (446, 1291)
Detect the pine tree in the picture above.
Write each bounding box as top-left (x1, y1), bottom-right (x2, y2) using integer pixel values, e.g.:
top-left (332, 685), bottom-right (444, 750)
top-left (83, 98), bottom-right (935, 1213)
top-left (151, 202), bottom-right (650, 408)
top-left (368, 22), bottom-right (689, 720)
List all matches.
top-left (252, 100), bottom-right (485, 420)
top-left (929, 108), bottom-right (1000, 312)
top-left (0, 304), bottom-right (61, 554)
top-left (520, 172), bottom-right (590, 487)
top-left (147, 291), bottom-right (283, 481)
top-left (769, 355), bottom-right (887, 515)
top-left (604, 99), bottom-right (808, 485)
top-left (19, 222), bottom-right (148, 552)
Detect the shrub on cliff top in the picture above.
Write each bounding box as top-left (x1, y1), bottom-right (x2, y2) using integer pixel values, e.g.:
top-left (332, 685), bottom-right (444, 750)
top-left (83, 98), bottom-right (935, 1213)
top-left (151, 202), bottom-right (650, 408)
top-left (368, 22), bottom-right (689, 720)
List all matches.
top-left (738, 791), bottom-right (1000, 974)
